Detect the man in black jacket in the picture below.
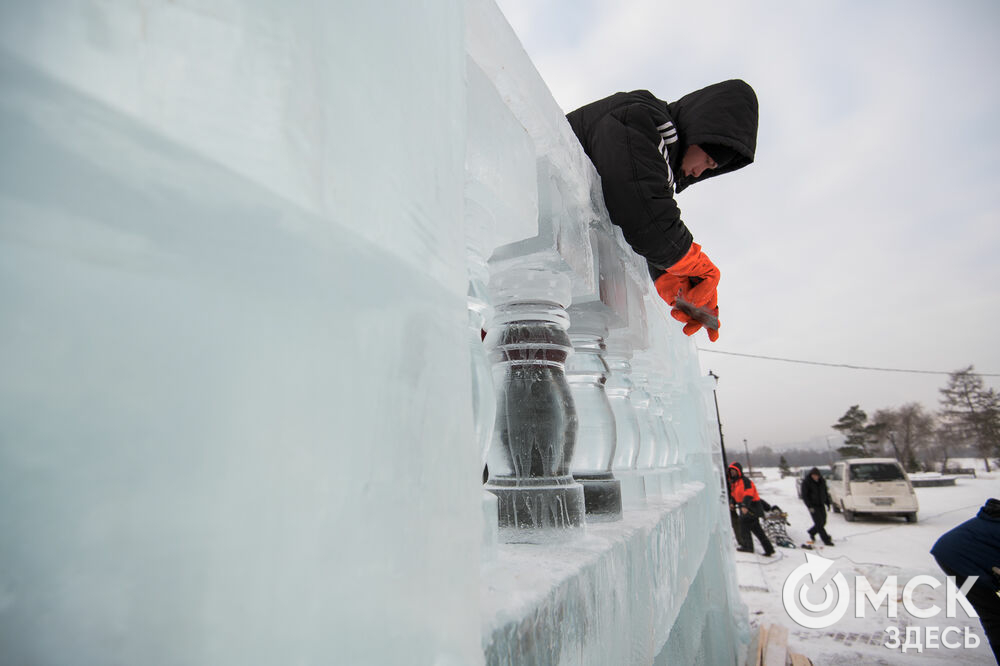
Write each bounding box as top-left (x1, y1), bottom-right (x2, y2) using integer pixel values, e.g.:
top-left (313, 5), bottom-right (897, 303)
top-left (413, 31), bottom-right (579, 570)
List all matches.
top-left (801, 467), bottom-right (834, 546)
top-left (567, 80), bottom-right (758, 341)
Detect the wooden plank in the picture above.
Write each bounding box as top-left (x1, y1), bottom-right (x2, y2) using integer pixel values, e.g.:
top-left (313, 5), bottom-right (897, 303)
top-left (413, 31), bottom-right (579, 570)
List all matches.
top-left (789, 653), bottom-right (813, 666)
top-left (762, 624), bottom-right (788, 666)
top-left (753, 624), bottom-right (768, 666)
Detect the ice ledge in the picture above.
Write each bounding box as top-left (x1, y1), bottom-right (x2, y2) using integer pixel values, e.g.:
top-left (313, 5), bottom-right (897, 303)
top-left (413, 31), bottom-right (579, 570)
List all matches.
top-left (481, 482), bottom-right (732, 665)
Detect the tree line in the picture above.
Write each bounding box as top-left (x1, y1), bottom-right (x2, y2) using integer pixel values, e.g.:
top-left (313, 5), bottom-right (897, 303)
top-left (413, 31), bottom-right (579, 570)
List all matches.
top-left (831, 365), bottom-right (1000, 472)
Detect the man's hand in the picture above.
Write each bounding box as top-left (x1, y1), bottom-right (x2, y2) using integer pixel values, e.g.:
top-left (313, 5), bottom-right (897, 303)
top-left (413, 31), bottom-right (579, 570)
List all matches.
top-left (653, 242), bottom-right (720, 341)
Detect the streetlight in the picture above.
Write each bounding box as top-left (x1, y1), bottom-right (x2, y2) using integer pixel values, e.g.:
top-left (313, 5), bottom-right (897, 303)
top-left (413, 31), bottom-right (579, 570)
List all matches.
top-left (707, 371), bottom-right (738, 535)
top-left (707, 371), bottom-right (728, 470)
top-left (743, 438), bottom-right (752, 476)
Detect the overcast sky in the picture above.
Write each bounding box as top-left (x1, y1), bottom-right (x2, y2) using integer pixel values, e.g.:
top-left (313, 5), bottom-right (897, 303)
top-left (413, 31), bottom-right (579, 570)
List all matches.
top-left (494, 0), bottom-right (1000, 451)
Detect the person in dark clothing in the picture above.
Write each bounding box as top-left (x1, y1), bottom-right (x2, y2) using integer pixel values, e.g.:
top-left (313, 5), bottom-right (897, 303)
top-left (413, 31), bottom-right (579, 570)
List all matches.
top-left (567, 80), bottom-right (759, 341)
top-left (727, 462), bottom-right (774, 556)
top-left (931, 498), bottom-right (1000, 663)
top-left (801, 467), bottom-right (834, 546)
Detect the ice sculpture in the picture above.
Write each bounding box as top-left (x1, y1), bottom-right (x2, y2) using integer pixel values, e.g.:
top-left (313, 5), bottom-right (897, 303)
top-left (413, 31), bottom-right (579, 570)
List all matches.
top-left (604, 334), bottom-right (647, 504)
top-left (0, 0), bottom-right (751, 662)
top-left (566, 309), bottom-right (622, 520)
top-left (484, 268), bottom-right (585, 541)
top-left (630, 360), bottom-right (665, 498)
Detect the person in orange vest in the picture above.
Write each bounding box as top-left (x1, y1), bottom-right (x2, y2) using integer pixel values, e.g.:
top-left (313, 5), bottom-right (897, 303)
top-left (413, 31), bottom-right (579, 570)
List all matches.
top-left (728, 462), bottom-right (774, 556)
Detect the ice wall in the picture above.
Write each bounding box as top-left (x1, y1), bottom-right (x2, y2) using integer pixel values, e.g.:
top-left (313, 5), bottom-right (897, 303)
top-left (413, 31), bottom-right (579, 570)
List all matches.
top-left (0, 0), bottom-right (747, 664)
top-left (0, 2), bottom-right (481, 665)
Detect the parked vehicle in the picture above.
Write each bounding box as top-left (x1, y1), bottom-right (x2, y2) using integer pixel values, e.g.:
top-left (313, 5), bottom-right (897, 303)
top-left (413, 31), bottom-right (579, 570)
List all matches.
top-left (828, 458), bottom-right (918, 523)
top-left (795, 465), bottom-right (832, 499)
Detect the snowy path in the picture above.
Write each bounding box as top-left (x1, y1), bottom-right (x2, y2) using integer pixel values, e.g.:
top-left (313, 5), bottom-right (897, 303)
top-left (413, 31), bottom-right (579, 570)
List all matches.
top-left (732, 469), bottom-right (997, 665)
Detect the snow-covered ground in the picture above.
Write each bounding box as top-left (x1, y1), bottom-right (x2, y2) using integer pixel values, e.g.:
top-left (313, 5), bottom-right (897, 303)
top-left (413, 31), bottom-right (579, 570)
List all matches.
top-left (732, 465), bottom-right (997, 665)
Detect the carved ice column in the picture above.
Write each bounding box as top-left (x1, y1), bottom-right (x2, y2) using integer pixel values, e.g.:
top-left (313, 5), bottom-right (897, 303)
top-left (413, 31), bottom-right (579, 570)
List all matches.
top-left (663, 386), bottom-right (686, 492)
top-left (565, 310), bottom-right (622, 521)
top-left (645, 370), bottom-right (670, 496)
top-left (484, 269), bottom-right (585, 542)
top-left (604, 336), bottom-right (645, 504)
top-left (650, 372), bottom-right (681, 496)
top-left (631, 359), bottom-right (669, 499)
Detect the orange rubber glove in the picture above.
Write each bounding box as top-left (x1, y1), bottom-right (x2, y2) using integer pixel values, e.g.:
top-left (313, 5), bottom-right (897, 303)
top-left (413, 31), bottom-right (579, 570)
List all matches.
top-left (653, 242), bottom-right (721, 342)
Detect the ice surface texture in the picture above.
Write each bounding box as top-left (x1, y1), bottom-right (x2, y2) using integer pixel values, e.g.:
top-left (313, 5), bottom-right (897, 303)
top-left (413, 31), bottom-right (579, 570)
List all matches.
top-left (0, 0), bottom-right (747, 663)
top-left (0, 2), bottom-right (480, 665)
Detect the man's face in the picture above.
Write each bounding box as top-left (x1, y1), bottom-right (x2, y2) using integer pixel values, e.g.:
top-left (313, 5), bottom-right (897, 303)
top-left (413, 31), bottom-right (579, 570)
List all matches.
top-left (681, 144), bottom-right (718, 179)
top-left (811, 472), bottom-right (820, 481)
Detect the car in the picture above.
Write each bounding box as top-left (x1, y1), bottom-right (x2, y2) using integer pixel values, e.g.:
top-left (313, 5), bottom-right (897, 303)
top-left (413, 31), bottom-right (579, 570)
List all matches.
top-left (795, 465), bottom-right (832, 499)
top-left (828, 458), bottom-right (918, 523)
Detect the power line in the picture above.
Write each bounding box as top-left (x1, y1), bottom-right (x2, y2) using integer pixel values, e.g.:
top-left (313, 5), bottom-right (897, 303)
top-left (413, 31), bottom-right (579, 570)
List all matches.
top-left (695, 348), bottom-right (1000, 377)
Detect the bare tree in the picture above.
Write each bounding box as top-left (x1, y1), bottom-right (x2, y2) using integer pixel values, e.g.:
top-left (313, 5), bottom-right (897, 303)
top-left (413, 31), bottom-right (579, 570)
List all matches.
top-left (894, 403), bottom-right (936, 471)
top-left (869, 404), bottom-right (935, 470)
top-left (933, 421), bottom-right (964, 472)
top-left (938, 366), bottom-right (999, 472)
top-left (868, 409), bottom-right (897, 458)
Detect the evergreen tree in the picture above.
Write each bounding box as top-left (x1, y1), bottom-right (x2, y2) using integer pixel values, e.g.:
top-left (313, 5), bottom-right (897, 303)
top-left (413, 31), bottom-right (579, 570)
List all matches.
top-left (778, 455), bottom-right (792, 478)
top-left (832, 405), bottom-right (870, 458)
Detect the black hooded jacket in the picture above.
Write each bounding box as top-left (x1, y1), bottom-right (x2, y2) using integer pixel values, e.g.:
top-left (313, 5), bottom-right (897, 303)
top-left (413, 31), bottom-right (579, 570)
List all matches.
top-left (801, 467), bottom-right (831, 509)
top-left (567, 80), bottom-right (758, 273)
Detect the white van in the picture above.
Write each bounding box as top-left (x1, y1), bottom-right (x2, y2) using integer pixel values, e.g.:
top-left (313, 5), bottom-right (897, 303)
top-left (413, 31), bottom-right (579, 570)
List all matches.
top-left (829, 458), bottom-right (919, 523)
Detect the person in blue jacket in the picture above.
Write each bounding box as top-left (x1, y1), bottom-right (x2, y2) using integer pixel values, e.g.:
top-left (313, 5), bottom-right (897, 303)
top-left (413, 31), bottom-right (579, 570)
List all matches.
top-left (931, 498), bottom-right (1000, 662)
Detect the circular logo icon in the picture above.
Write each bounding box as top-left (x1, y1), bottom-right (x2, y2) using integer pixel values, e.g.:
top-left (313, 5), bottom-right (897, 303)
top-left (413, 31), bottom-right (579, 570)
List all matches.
top-left (782, 553), bottom-right (851, 629)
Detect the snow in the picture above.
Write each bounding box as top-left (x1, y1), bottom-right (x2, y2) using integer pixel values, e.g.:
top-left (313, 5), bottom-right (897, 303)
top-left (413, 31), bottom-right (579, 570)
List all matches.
top-left (733, 468), bottom-right (997, 664)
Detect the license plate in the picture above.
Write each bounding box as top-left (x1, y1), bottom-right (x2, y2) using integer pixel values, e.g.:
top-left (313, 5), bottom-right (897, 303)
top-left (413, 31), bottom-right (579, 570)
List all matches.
top-left (872, 497), bottom-right (894, 506)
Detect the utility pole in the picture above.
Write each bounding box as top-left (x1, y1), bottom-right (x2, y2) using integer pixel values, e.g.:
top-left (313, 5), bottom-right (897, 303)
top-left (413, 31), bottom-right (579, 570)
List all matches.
top-left (743, 438), bottom-right (752, 476)
top-left (826, 435), bottom-right (834, 466)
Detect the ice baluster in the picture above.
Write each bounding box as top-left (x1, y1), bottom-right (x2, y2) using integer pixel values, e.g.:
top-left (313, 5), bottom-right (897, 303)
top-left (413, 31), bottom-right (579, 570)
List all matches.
top-left (662, 388), bottom-right (686, 493)
top-left (629, 364), bottom-right (663, 498)
top-left (484, 268), bottom-right (585, 542)
top-left (603, 338), bottom-right (646, 504)
top-left (645, 372), bottom-right (672, 496)
top-left (565, 311), bottom-right (622, 521)
top-left (671, 386), bottom-right (697, 484)
top-left (648, 372), bottom-right (678, 495)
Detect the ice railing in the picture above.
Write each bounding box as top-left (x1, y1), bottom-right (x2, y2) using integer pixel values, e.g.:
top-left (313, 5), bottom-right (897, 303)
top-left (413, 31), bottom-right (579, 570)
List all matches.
top-left (465, 0), bottom-right (728, 547)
